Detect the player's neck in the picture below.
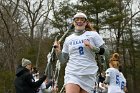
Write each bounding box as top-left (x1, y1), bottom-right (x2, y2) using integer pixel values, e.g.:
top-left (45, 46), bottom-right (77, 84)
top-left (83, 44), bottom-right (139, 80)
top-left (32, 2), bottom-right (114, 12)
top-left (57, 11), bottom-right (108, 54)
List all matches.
top-left (74, 30), bottom-right (85, 35)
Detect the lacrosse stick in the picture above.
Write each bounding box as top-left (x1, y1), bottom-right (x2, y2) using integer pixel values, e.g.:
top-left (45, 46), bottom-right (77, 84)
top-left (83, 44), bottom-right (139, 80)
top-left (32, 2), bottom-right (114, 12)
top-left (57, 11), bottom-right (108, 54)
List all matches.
top-left (44, 25), bottom-right (74, 92)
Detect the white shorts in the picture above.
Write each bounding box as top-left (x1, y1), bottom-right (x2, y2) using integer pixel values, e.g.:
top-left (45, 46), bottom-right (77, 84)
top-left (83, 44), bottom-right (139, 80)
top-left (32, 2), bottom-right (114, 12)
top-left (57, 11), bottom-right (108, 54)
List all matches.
top-left (64, 73), bottom-right (97, 93)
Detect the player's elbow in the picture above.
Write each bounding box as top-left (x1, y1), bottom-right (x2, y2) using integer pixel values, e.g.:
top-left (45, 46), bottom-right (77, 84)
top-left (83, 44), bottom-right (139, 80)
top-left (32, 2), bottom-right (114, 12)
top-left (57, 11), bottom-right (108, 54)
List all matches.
top-left (98, 48), bottom-right (105, 55)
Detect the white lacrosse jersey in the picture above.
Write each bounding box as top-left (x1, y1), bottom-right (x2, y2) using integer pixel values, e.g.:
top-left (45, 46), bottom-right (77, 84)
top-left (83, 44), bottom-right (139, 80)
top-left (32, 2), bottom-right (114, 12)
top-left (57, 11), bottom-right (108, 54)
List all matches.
top-left (62, 31), bottom-right (105, 75)
top-left (120, 72), bottom-right (126, 93)
top-left (105, 68), bottom-right (121, 93)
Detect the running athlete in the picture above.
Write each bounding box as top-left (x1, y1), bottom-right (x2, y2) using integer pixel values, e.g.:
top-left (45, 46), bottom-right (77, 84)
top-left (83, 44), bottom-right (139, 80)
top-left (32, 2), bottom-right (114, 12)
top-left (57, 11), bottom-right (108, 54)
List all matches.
top-left (104, 53), bottom-right (121, 93)
top-left (54, 12), bottom-right (107, 93)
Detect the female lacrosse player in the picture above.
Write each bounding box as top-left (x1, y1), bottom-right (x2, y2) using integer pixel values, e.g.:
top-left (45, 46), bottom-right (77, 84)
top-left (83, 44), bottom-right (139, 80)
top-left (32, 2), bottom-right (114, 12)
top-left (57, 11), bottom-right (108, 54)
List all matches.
top-left (54, 12), bottom-right (107, 93)
top-left (104, 53), bottom-right (122, 93)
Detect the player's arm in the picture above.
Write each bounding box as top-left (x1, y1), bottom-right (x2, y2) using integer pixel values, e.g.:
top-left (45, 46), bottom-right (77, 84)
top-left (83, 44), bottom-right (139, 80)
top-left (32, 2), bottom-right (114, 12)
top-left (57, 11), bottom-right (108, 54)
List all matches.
top-left (98, 44), bottom-right (109, 55)
top-left (92, 31), bottom-right (109, 55)
top-left (104, 70), bottom-right (110, 84)
top-left (84, 40), bottom-right (102, 53)
top-left (84, 40), bottom-right (108, 55)
top-left (53, 41), bottom-right (69, 63)
top-left (57, 52), bottom-right (69, 64)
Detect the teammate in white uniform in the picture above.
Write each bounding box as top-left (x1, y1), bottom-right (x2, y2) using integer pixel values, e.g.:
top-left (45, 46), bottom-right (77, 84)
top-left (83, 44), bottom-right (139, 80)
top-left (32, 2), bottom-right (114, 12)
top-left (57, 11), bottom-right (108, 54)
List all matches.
top-left (104, 53), bottom-right (121, 93)
top-left (54, 12), bottom-right (107, 93)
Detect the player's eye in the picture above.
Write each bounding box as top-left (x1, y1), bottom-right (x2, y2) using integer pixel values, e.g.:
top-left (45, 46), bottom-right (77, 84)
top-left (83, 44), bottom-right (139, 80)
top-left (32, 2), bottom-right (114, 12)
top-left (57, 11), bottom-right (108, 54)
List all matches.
top-left (74, 17), bottom-right (86, 22)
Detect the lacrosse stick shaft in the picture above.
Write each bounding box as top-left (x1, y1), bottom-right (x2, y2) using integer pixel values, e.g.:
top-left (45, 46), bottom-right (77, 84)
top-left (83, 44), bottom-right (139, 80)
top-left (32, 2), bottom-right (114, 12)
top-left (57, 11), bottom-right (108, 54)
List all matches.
top-left (58, 24), bottom-right (73, 43)
top-left (45, 25), bottom-right (73, 73)
top-left (59, 85), bottom-right (65, 93)
top-left (45, 25), bottom-right (73, 90)
top-left (58, 29), bottom-right (70, 42)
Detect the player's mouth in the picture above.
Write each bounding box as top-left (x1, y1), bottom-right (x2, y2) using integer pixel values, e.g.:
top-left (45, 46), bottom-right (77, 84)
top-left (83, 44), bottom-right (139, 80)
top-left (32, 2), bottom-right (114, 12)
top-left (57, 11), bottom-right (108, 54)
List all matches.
top-left (76, 22), bottom-right (85, 26)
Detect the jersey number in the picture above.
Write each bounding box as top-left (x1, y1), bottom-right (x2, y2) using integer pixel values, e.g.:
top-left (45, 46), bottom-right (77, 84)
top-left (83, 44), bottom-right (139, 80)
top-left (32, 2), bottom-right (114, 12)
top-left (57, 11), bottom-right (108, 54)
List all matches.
top-left (121, 81), bottom-right (125, 89)
top-left (79, 46), bottom-right (84, 55)
top-left (116, 75), bottom-right (120, 85)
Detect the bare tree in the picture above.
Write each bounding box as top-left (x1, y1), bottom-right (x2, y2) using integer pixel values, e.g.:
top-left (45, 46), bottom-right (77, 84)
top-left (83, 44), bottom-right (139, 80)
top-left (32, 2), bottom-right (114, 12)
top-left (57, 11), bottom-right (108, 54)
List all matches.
top-left (16, 0), bottom-right (54, 67)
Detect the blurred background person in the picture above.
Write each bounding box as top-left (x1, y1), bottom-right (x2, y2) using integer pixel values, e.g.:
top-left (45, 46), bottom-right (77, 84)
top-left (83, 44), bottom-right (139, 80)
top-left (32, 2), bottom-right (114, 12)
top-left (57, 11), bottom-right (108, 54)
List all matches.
top-left (14, 58), bottom-right (47, 93)
top-left (104, 53), bottom-right (121, 93)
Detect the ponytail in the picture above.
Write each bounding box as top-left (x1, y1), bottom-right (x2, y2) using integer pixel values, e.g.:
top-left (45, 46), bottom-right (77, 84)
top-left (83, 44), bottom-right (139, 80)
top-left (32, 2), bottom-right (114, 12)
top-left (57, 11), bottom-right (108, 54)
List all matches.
top-left (109, 53), bottom-right (120, 68)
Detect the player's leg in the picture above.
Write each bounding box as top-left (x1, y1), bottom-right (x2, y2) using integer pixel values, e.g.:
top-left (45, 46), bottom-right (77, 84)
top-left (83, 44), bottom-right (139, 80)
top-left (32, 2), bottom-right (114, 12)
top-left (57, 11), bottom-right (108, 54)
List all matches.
top-left (80, 88), bottom-right (88, 93)
top-left (65, 83), bottom-right (80, 93)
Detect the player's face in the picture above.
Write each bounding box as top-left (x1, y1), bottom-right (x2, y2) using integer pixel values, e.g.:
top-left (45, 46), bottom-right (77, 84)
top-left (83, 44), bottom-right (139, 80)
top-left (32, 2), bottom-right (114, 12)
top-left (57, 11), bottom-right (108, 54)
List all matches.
top-left (74, 17), bottom-right (87, 31)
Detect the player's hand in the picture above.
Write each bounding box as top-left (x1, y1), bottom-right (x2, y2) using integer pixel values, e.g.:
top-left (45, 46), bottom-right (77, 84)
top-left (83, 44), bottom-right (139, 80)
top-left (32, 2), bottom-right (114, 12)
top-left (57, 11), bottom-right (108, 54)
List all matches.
top-left (83, 40), bottom-right (93, 49)
top-left (53, 41), bottom-right (61, 50)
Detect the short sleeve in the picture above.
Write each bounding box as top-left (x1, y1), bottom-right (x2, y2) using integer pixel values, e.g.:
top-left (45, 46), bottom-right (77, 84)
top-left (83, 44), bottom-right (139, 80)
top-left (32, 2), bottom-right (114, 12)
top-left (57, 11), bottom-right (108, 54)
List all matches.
top-left (93, 32), bottom-right (105, 47)
top-left (62, 38), bottom-right (69, 53)
top-left (106, 69), bottom-right (111, 77)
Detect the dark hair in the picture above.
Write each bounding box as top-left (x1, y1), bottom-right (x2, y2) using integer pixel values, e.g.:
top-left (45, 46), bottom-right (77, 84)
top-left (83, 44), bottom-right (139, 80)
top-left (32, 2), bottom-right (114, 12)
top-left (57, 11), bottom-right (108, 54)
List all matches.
top-left (119, 65), bottom-right (122, 72)
top-left (32, 67), bottom-right (38, 73)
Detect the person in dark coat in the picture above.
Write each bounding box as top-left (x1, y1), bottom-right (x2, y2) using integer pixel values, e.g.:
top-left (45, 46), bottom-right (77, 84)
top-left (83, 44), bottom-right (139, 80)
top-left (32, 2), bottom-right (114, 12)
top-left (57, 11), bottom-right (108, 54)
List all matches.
top-left (14, 58), bottom-right (47, 93)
